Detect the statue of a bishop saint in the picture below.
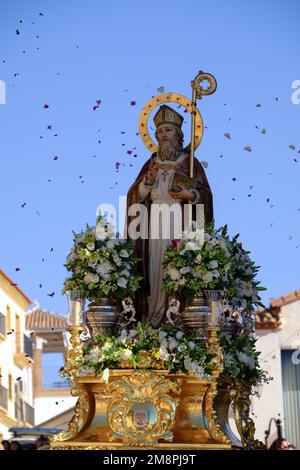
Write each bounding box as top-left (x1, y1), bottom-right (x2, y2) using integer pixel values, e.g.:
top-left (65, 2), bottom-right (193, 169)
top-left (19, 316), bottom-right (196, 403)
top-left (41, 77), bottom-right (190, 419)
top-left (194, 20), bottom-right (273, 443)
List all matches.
top-left (126, 104), bottom-right (213, 326)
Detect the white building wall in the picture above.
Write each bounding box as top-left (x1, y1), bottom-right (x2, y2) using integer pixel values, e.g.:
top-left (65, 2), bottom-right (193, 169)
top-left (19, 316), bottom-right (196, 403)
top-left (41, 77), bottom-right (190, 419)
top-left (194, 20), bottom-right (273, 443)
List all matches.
top-left (0, 277), bottom-right (33, 438)
top-left (252, 331), bottom-right (285, 445)
top-left (252, 298), bottom-right (300, 446)
top-left (34, 395), bottom-right (76, 425)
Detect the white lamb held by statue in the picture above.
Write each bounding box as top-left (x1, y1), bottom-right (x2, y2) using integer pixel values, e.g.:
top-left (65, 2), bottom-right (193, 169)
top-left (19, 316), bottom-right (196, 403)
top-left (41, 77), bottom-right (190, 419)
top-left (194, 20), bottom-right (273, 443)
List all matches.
top-left (121, 297), bottom-right (137, 326)
top-left (166, 298), bottom-right (180, 325)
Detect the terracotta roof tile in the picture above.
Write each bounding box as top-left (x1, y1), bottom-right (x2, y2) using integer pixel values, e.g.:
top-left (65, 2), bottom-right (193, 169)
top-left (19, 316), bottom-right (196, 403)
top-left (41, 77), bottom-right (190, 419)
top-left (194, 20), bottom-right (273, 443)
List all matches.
top-left (26, 309), bottom-right (67, 331)
top-left (270, 289), bottom-right (300, 308)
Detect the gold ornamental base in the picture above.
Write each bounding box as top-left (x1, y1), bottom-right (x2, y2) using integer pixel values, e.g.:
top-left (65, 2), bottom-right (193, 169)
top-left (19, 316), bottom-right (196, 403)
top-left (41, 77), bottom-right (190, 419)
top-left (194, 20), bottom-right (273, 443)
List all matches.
top-left (51, 369), bottom-right (232, 450)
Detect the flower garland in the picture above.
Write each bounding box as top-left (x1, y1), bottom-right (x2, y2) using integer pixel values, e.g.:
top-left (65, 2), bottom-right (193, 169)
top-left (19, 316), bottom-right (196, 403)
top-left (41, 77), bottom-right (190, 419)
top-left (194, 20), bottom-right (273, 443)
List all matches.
top-left (59, 323), bottom-right (268, 389)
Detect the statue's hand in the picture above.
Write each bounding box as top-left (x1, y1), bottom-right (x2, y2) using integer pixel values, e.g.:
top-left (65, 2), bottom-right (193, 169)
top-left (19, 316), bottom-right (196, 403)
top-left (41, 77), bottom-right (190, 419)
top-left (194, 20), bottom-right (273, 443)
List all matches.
top-left (145, 168), bottom-right (157, 185)
top-left (169, 189), bottom-right (194, 201)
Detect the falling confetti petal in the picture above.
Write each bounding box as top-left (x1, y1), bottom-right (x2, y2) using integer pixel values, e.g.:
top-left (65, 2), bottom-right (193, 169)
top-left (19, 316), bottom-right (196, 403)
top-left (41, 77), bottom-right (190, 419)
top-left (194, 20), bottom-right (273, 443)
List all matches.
top-left (157, 86), bottom-right (165, 93)
top-left (201, 161), bottom-right (208, 168)
top-left (244, 146), bottom-right (252, 152)
top-left (224, 132), bottom-right (231, 140)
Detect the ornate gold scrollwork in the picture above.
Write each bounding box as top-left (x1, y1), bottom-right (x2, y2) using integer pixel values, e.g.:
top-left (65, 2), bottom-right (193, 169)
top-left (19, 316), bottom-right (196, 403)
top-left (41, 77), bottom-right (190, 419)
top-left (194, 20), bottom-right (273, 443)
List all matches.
top-left (52, 384), bottom-right (93, 442)
top-left (51, 326), bottom-right (93, 443)
top-left (230, 382), bottom-right (266, 449)
top-left (107, 371), bottom-right (181, 445)
top-left (203, 327), bottom-right (231, 444)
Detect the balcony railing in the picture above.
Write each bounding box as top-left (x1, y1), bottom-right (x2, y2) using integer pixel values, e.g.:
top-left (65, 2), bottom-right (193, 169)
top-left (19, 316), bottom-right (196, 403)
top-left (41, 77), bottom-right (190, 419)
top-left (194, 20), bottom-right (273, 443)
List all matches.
top-left (15, 399), bottom-right (35, 425)
top-left (23, 334), bottom-right (33, 357)
top-left (0, 312), bottom-right (6, 336)
top-left (0, 384), bottom-right (8, 410)
top-left (24, 401), bottom-right (35, 425)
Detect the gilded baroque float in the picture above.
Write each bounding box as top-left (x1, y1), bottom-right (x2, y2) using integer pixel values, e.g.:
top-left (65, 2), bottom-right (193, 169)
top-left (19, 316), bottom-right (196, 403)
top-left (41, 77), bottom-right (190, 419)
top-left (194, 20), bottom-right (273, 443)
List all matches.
top-left (51, 71), bottom-right (267, 450)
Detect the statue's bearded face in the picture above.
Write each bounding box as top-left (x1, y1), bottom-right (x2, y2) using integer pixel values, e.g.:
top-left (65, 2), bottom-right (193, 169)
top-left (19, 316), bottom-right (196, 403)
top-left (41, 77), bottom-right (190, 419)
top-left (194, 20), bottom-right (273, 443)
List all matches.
top-left (156, 124), bottom-right (183, 161)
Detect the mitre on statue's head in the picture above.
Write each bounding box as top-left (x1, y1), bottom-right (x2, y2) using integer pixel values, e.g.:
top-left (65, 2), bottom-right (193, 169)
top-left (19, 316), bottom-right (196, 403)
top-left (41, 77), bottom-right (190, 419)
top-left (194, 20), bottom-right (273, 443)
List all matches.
top-left (153, 104), bottom-right (184, 129)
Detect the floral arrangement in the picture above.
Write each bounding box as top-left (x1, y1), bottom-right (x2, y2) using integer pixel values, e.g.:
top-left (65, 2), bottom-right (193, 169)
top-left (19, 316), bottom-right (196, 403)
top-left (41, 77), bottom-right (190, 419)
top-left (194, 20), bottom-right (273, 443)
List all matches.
top-left (58, 322), bottom-right (268, 389)
top-left (220, 333), bottom-right (269, 386)
top-left (76, 323), bottom-right (213, 380)
top-left (162, 225), bottom-right (265, 310)
top-left (63, 214), bottom-right (142, 302)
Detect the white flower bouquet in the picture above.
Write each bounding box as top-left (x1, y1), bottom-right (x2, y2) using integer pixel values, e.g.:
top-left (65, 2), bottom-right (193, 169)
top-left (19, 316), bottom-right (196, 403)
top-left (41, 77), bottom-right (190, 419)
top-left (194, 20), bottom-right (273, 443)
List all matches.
top-left (63, 215), bottom-right (143, 302)
top-left (162, 225), bottom-right (265, 311)
top-left (79, 323), bottom-right (212, 378)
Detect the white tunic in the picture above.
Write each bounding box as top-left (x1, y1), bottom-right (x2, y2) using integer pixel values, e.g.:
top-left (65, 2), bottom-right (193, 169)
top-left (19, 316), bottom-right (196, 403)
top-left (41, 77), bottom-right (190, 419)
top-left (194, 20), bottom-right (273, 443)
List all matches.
top-left (138, 154), bottom-right (187, 326)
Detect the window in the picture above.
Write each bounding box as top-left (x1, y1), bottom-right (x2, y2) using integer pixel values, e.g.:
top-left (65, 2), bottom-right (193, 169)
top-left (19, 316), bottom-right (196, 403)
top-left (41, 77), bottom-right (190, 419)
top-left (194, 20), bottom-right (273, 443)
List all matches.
top-left (281, 350), bottom-right (300, 450)
top-left (15, 314), bottom-right (21, 352)
top-left (6, 305), bottom-right (11, 332)
top-left (0, 312), bottom-right (5, 336)
top-left (8, 374), bottom-right (13, 400)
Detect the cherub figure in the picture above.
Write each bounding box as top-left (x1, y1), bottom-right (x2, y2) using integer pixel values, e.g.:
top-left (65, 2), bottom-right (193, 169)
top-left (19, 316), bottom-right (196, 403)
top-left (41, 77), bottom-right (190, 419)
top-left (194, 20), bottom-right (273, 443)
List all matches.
top-left (120, 297), bottom-right (137, 326)
top-left (165, 298), bottom-right (181, 325)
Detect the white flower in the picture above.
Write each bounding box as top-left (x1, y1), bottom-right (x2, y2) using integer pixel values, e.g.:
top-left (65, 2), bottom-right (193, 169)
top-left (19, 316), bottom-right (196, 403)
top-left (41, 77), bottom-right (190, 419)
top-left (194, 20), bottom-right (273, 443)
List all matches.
top-left (184, 358), bottom-right (193, 370)
top-left (119, 329), bottom-right (128, 341)
top-left (120, 348), bottom-right (133, 360)
top-left (113, 254), bottom-right (122, 266)
top-left (95, 225), bottom-right (109, 240)
top-left (117, 277), bottom-right (127, 288)
top-left (83, 272), bottom-right (99, 284)
top-left (241, 281), bottom-right (254, 297)
top-left (102, 341), bottom-right (111, 351)
top-left (106, 239), bottom-right (115, 250)
top-left (195, 253), bottom-right (202, 263)
top-left (86, 242), bottom-right (95, 251)
top-left (212, 269), bottom-right (220, 278)
top-left (237, 351), bottom-right (255, 370)
top-left (180, 266), bottom-right (191, 275)
top-left (159, 345), bottom-right (170, 361)
top-left (168, 337), bottom-right (178, 351)
top-left (224, 262), bottom-right (231, 272)
top-left (127, 329), bottom-right (138, 339)
top-left (158, 330), bottom-right (168, 343)
top-left (202, 271), bottom-right (213, 283)
top-left (119, 249), bottom-right (129, 258)
top-left (84, 346), bottom-right (104, 363)
top-left (188, 341), bottom-right (196, 350)
top-left (102, 368), bottom-right (110, 383)
top-left (224, 353), bottom-right (236, 368)
top-left (120, 269), bottom-right (130, 278)
top-left (176, 331), bottom-right (184, 340)
top-left (209, 260), bottom-right (218, 269)
top-left (194, 364), bottom-right (205, 379)
top-left (192, 268), bottom-right (201, 279)
top-left (185, 241), bottom-right (200, 251)
top-left (96, 261), bottom-right (113, 276)
top-left (168, 267), bottom-right (181, 281)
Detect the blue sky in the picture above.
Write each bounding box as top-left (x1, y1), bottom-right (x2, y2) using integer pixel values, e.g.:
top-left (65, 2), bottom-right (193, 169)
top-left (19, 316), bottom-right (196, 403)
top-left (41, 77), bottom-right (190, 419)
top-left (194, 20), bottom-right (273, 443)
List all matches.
top-left (1, 0), bottom-right (300, 319)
